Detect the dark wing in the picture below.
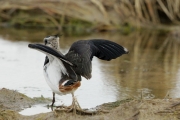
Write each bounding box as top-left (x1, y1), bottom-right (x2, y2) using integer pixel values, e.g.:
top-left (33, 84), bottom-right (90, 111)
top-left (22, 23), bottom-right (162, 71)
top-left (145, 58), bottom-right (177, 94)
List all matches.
top-left (28, 44), bottom-right (78, 81)
top-left (65, 39), bottom-right (128, 79)
top-left (44, 56), bottom-right (49, 65)
top-left (28, 44), bottom-right (75, 67)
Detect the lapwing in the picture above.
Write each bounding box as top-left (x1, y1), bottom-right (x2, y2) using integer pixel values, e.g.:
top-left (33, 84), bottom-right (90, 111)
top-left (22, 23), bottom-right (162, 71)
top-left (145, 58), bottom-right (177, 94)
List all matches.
top-left (28, 35), bottom-right (128, 114)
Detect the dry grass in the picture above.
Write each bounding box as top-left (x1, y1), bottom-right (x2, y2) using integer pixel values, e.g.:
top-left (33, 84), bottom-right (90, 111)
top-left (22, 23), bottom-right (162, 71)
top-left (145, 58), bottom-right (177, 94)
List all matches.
top-left (0, 0), bottom-right (180, 30)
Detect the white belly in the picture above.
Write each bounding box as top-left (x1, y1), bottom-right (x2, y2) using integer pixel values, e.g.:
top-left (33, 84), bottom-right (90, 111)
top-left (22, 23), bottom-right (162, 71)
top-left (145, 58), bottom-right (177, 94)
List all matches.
top-left (43, 58), bottom-right (68, 95)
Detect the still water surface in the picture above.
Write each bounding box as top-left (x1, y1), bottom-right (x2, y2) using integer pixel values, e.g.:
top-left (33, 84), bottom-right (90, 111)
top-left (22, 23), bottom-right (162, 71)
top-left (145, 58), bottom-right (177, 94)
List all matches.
top-left (0, 28), bottom-right (180, 115)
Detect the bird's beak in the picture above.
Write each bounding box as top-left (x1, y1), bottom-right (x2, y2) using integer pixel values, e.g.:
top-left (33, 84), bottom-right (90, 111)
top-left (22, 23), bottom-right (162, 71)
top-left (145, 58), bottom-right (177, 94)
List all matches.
top-left (54, 34), bottom-right (62, 38)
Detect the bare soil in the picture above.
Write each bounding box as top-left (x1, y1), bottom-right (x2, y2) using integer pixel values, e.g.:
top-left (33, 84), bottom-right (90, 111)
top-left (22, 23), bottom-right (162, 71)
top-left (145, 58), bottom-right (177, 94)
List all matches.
top-left (1, 88), bottom-right (180, 120)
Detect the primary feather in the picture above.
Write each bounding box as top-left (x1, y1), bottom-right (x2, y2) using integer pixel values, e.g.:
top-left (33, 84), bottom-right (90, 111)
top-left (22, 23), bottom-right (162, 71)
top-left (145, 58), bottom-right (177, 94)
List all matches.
top-left (65, 39), bottom-right (128, 79)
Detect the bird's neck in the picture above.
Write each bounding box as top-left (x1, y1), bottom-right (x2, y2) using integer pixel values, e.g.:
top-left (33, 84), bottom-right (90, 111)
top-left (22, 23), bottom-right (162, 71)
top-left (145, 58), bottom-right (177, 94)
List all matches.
top-left (50, 41), bottom-right (60, 51)
top-left (55, 45), bottom-right (60, 51)
top-left (56, 40), bottom-right (60, 50)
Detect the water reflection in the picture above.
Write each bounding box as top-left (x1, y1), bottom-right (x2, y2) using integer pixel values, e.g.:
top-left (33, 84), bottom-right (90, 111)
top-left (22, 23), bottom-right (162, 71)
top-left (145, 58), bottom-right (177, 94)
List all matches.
top-left (0, 28), bottom-right (180, 115)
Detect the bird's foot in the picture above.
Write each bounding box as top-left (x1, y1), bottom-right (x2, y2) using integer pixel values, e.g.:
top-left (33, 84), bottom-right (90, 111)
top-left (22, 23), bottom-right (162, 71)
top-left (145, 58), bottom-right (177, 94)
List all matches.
top-left (47, 104), bottom-right (55, 111)
top-left (55, 106), bottom-right (109, 115)
top-left (54, 97), bottom-right (82, 114)
top-left (55, 97), bottom-right (109, 115)
top-left (47, 104), bottom-right (68, 111)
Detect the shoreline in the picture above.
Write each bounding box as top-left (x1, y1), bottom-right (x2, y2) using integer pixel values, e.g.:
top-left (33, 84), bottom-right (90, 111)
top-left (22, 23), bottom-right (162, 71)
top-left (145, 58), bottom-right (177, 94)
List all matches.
top-left (1, 88), bottom-right (180, 120)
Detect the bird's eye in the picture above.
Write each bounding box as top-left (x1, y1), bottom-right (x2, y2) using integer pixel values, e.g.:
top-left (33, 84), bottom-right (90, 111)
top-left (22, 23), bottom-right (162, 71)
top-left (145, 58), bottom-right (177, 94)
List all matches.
top-left (44, 39), bottom-right (48, 45)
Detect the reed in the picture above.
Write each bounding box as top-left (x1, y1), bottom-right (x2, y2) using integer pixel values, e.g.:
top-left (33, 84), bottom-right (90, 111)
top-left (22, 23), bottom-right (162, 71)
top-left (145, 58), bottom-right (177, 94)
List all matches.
top-left (0, 0), bottom-right (179, 30)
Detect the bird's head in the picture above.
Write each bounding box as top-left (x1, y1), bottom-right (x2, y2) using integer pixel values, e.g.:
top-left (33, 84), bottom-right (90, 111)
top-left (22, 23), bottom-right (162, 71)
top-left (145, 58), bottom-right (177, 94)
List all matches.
top-left (43, 34), bottom-right (60, 50)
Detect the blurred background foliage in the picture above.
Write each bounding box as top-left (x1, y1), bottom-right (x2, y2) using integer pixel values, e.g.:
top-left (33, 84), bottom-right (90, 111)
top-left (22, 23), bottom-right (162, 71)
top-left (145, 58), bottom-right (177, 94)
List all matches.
top-left (0, 0), bottom-right (180, 34)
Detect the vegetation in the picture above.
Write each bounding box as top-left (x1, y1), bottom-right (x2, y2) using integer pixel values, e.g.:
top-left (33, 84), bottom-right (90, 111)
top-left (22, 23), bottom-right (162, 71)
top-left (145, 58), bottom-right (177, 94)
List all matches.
top-left (0, 0), bottom-right (180, 32)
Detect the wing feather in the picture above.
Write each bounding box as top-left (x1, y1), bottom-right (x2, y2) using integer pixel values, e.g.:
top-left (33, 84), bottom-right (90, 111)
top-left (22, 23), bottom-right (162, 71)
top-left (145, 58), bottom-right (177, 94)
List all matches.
top-left (28, 44), bottom-right (75, 67)
top-left (65, 39), bottom-right (128, 79)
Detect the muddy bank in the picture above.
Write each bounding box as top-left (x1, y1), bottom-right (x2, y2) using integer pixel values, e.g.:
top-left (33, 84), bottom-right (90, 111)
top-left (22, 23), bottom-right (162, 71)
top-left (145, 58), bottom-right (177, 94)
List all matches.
top-left (0, 88), bottom-right (51, 111)
top-left (1, 88), bottom-right (180, 120)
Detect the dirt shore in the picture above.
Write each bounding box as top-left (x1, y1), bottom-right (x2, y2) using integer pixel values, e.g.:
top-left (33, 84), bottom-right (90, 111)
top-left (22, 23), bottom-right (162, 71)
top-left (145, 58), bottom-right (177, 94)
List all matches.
top-left (1, 88), bottom-right (180, 120)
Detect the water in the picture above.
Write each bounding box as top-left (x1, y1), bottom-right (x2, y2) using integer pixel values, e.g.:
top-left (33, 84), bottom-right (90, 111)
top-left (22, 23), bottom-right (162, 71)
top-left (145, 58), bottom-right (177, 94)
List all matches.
top-left (0, 28), bottom-right (180, 115)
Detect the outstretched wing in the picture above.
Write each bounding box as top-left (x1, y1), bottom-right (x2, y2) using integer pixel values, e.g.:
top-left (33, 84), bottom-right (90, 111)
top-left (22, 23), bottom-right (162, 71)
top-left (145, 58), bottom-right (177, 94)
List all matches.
top-left (28, 44), bottom-right (75, 67)
top-left (65, 39), bottom-right (128, 79)
top-left (28, 44), bottom-right (78, 81)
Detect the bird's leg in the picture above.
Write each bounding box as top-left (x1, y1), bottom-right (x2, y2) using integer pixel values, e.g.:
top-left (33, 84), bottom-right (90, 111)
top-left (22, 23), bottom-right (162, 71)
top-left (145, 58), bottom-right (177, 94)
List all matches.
top-left (66, 92), bottom-right (82, 114)
top-left (74, 97), bottom-right (82, 110)
top-left (67, 93), bottom-right (76, 112)
top-left (48, 92), bottom-right (55, 111)
top-left (72, 92), bottom-right (76, 114)
top-left (51, 92), bottom-right (55, 107)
